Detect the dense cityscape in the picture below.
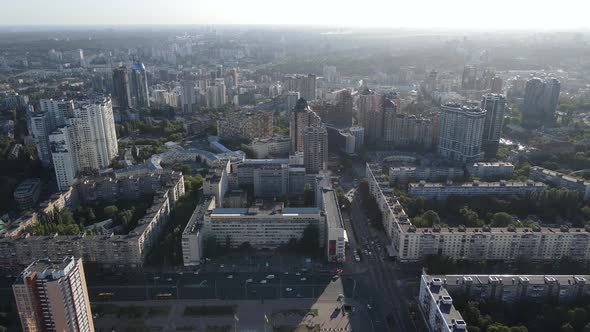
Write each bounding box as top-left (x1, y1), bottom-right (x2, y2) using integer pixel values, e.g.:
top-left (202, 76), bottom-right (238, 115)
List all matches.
top-left (0, 16), bottom-right (590, 332)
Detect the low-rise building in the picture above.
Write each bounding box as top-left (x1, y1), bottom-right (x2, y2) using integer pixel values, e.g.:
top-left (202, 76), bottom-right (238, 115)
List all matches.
top-left (389, 166), bottom-right (464, 186)
top-left (467, 162), bottom-right (514, 180)
top-left (203, 203), bottom-right (324, 249)
top-left (530, 166), bottom-right (590, 200)
top-left (13, 178), bottom-right (41, 210)
top-left (408, 180), bottom-right (545, 201)
top-left (250, 134), bottom-right (291, 158)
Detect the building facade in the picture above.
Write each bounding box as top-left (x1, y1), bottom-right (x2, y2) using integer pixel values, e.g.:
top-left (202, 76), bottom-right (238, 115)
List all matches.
top-left (481, 94), bottom-right (506, 159)
top-left (437, 103), bottom-right (486, 162)
top-left (303, 125), bottom-right (328, 174)
top-left (13, 256), bottom-right (94, 332)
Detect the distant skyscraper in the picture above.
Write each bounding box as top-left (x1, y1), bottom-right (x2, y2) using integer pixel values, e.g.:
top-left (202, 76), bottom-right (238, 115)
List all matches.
top-left (284, 74), bottom-right (317, 101)
top-left (543, 78), bottom-right (561, 126)
top-left (206, 79), bottom-right (227, 109)
top-left (461, 65), bottom-right (477, 90)
top-left (216, 64), bottom-right (224, 79)
top-left (129, 62), bottom-right (150, 108)
top-left (181, 80), bottom-right (196, 113)
top-left (357, 88), bottom-right (384, 143)
top-left (491, 76), bottom-right (503, 94)
top-left (112, 66), bottom-right (131, 109)
top-left (13, 256), bottom-right (94, 332)
top-left (438, 103), bottom-right (486, 162)
top-left (289, 98), bottom-right (321, 153)
top-left (481, 94), bottom-right (506, 159)
top-left (304, 125), bottom-right (328, 174)
top-left (522, 77), bottom-right (559, 128)
top-left (285, 91), bottom-right (300, 112)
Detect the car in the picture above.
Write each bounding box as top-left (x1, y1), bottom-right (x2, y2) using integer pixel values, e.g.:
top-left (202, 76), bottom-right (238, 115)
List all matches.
top-left (355, 256), bottom-right (360, 262)
top-left (153, 276), bottom-right (160, 280)
top-left (166, 278), bottom-right (173, 282)
top-left (301, 268), bottom-right (308, 272)
top-left (193, 270), bottom-right (200, 275)
top-left (295, 272), bottom-right (301, 276)
top-left (245, 279), bottom-right (253, 283)
top-left (227, 275), bottom-right (233, 279)
top-left (285, 287), bottom-right (293, 292)
top-left (367, 304), bottom-right (372, 310)
top-left (260, 280), bottom-right (267, 284)
top-left (220, 264), bottom-right (225, 268)
top-left (266, 274), bottom-right (275, 279)
top-left (178, 271), bottom-right (184, 275)
top-left (284, 272), bottom-right (289, 275)
top-left (300, 277), bottom-right (307, 281)
top-left (296, 293), bottom-right (303, 298)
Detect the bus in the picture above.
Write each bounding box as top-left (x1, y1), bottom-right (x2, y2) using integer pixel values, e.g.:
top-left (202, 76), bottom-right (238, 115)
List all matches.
top-left (156, 293), bottom-right (173, 299)
top-left (96, 292), bottom-right (114, 301)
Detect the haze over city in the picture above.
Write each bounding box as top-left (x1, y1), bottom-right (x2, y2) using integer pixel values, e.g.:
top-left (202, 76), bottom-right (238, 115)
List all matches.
top-left (1, 2), bottom-right (590, 332)
top-left (1, 0), bottom-right (589, 30)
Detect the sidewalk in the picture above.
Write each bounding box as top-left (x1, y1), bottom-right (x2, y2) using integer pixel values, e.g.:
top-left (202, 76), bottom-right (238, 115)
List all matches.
top-left (94, 298), bottom-right (353, 332)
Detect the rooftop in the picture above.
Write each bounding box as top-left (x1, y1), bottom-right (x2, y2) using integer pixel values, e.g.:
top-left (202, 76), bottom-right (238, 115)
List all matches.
top-left (422, 274), bottom-right (466, 331)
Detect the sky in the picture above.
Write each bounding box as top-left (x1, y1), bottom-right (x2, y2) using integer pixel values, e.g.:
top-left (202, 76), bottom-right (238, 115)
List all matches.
top-left (2, 0), bottom-right (589, 30)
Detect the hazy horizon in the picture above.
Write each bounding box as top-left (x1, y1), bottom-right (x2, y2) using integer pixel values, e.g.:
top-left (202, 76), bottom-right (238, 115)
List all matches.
top-left (2, 0), bottom-right (589, 30)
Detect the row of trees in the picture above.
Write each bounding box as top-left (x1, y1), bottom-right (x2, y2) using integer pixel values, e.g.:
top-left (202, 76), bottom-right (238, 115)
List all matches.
top-left (456, 299), bottom-right (590, 332)
top-left (400, 187), bottom-right (588, 228)
top-left (358, 180), bottom-right (384, 231)
top-left (31, 197), bottom-right (153, 236)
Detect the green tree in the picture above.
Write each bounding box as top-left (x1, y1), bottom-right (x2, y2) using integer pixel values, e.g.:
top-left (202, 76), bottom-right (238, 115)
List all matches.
top-left (103, 205), bottom-right (119, 219)
top-left (487, 323), bottom-right (511, 332)
top-left (571, 307), bottom-right (587, 331)
top-left (459, 206), bottom-right (483, 227)
top-left (423, 210), bottom-right (440, 225)
top-left (491, 212), bottom-right (514, 227)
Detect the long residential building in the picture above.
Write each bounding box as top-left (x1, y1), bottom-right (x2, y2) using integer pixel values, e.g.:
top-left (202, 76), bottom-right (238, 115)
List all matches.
top-left (420, 273), bottom-right (590, 332)
top-left (530, 166), bottom-right (590, 200)
top-left (366, 163), bottom-right (590, 263)
top-left (466, 162), bottom-right (514, 180)
top-left (408, 180), bottom-right (545, 201)
top-left (419, 274), bottom-right (467, 332)
top-left (389, 166), bottom-right (464, 186)
top-left (0, 171), bottom-right (185, 267)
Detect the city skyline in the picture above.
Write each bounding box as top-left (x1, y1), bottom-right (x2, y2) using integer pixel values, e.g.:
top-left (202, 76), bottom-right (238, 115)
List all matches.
top-left (1, 0), bottom-right (589, 30)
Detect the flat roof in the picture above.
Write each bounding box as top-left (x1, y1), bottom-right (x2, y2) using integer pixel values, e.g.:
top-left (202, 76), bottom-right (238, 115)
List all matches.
top-left (422, 275), bottom-right (466, 331)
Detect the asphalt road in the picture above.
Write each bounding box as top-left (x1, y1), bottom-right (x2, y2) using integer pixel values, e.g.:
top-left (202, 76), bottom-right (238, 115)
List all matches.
top-left (86, 270), bottom-right (341, 302)
top-left (348, 191), bottom-right (418, 332)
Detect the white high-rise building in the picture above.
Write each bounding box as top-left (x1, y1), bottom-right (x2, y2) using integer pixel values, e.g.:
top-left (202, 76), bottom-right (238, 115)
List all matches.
top-left (49, 126), bottom-right (78, 190)
top-left (206, 79), bottom-right (227, 109)
top-left (437, 103), bottom-right (486, 162)
top-left (30, 112), bottom-right (52, 166)
top-left (13, 256), bottom-right (94, 332)
top-left (39, 99), bottom-right (74, 129)
top-left (49, 97), bottom-right (118, 191)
